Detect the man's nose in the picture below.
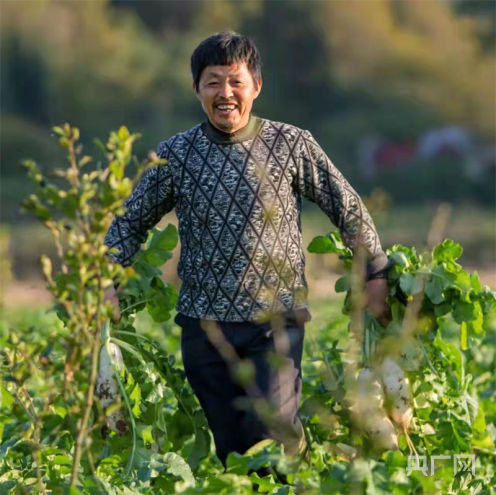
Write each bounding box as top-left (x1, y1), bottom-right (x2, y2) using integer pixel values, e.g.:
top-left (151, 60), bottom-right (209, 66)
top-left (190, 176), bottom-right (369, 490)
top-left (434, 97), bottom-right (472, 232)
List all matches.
top-left (218, 81), bottom-right (233, 98)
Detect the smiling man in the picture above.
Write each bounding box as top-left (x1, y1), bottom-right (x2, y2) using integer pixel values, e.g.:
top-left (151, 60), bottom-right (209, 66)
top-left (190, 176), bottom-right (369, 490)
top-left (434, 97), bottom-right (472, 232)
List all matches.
top-left (104, 32), bottom-right (390, 467)
top-left (195, 63), bottom-right (261, 133)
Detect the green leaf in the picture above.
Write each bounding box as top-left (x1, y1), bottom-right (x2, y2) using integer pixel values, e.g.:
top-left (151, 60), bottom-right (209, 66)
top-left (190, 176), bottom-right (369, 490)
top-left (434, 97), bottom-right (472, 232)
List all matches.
top-left (335, 275), bottom-right (350, 293)
top-left (109, 160), bottom-right (124, 180)
top-left (129, 383), bottom-right (142, 418)
top-left (161, 452), bottom-right (195, 485)
top-left (188, 426), bottom-right (211, 470)
top-left (470, 272), bottom-right (483, 292)
top-left (141, 225), bottom-right (178, 267)
top-left (387, 244), bottom-right (419, 266)
top-left (420, 423), bottom-right (436, 435)
top-left (248, 473), bottom-right (277, 492)
top-left (78, 155), bottom-right (92, 167)
top-left (22, 194), bottom-right (51, 221)
top-left (453, 300), bottom-right (478, 325)
top-left (433, 239), bottom-right (463, 263)
top-left (226, 452), bottom-right (249, 475)
top-left (242, 439), bottom-right (280, 472)
top-left (307, 235), bottom-right (337, 254)
top-left (118, 126), bottom-right (130, 140)
top-left (460, 321), bottom-right (468, 350)
top-left (434, 329), bottom-right (464, 384)
top-left (148, 224), bottom-right (178, 252)
top-left (468, 301), bottom-right (484, 335)
top-left (52, 455), bottom-right (72, 466)
top-left (328, 231), bottom-right (347, 251)
top-left (471, 431), bottom-right (495, 450)
top-left (133, 258), bottom-right (161, 279)
top-left (399, 273), bottom-right (424, 296)
top-left (146, 280), bottom-right (177, 322)
top-left (0, 385), bottom-right (14, 408)
top-left (138, 424), bottom-right (154, 445)
top-left (142, 249), bottom-right (172, 267)
top-left (61, 192), bottom-right (78, 219)
top-left (22, 159), bottom-right (43, 182)
top-left (52, 125), bottom-right (65, 136)
top-left (425, 264), bottom-right (456, 304)
top-left (464, 391), bottom-right (478, 425)
top-left (388, 251), bottom-right (409, 268)
top-left (453, 269), bottom-right (471, 291)
top-left (472, 403), bottom-right (487, 434)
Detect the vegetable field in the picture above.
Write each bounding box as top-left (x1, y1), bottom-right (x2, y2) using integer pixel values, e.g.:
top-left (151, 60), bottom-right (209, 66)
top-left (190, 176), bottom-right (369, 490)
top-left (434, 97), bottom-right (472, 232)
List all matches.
top-left (1, 126), bottom-right (495, 494)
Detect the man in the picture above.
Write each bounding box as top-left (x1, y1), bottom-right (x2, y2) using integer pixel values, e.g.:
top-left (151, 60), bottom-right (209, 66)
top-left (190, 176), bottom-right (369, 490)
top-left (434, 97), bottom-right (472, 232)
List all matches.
top-left (104, 32), bottom-right (390, 466)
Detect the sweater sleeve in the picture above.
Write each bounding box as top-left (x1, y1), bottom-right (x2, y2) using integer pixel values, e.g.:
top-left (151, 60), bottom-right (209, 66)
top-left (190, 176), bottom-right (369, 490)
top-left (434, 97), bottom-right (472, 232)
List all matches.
top-left (104, 141), bottom-right (175, 266)
top-left (296, 129), bottom-right (389, 276)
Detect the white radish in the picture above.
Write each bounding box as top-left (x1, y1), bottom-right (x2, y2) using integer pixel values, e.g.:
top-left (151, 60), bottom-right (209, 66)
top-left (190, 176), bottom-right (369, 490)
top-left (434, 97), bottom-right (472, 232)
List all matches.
top-left (356, 368), bottom-right (384, 410)
top-left (96, 342), bottom-right (129, 436)
top-left (380, 357), bottom-right (416, 456)
top-left (350, 368), bottom-right (399, 452)
top-left (380, 357), bottom-right (413, 428)
top-left (364, 415), bottom-right (399, 452)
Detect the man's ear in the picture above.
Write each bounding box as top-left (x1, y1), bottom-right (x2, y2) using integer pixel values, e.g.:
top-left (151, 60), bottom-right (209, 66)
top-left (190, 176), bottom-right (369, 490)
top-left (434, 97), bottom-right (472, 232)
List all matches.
top-left (254, 78), bottom-right (262, 99)
top-left (192, 81), bottom-right (199, 98)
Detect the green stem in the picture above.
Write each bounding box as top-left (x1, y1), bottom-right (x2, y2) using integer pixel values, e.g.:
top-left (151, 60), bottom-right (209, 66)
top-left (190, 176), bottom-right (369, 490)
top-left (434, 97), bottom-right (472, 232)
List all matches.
top-left (70, 327), bottom-right (101, 487)
top-left (422, 344), bottom-right (439, 377)
top-left (120, 298), bottom-right (152, 315)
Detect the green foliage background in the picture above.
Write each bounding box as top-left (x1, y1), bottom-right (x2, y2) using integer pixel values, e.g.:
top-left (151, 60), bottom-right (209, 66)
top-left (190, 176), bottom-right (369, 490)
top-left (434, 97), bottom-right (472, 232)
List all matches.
top-left (1, 0), bottom-right (496, 224)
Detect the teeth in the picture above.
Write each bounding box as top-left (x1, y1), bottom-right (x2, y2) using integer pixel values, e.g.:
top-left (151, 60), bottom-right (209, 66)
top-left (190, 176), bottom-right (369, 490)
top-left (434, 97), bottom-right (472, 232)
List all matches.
top-left (217, 105), bottom-right (236, 110)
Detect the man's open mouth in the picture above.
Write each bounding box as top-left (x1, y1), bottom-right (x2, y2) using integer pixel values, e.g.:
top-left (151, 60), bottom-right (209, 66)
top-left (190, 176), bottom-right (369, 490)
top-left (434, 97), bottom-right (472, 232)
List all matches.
top-left (215, 104), bottom-right (237, 114)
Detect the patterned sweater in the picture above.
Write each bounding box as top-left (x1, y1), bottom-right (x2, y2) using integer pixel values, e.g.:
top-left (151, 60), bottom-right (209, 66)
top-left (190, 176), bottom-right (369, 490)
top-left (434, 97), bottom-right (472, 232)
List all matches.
top-left (104, 115), bottom-right (388, 322)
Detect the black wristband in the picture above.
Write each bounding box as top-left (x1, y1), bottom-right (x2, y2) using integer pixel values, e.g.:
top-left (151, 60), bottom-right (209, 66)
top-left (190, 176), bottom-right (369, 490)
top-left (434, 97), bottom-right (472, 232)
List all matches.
top-left (366, 259), bottom-right (393, 281)
top-left (367, 271), bottom-right (387, 281)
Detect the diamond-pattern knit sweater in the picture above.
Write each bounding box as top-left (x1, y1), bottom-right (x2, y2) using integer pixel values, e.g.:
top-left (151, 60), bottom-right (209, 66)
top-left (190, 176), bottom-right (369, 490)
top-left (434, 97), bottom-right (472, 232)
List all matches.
top-left (104, 115), bottom-right (388, 321)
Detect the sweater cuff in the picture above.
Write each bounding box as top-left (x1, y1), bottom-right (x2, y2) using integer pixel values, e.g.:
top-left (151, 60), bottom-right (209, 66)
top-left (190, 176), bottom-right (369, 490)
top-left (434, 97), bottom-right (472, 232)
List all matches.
top-left (366, 253), bottom-right (392, 280)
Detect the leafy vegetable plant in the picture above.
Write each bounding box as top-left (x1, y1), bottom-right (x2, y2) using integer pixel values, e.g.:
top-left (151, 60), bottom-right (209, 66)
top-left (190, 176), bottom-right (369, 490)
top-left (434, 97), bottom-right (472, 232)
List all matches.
top-left (1, 125), bottom-right (494, 494)
top-left (307, 231), bottom-right (496, 493)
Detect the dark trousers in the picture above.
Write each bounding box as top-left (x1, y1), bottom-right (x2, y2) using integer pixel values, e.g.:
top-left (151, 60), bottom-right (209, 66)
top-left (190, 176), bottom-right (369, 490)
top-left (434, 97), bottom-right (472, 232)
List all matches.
top-left (175, 311), bottom-right (306, 465)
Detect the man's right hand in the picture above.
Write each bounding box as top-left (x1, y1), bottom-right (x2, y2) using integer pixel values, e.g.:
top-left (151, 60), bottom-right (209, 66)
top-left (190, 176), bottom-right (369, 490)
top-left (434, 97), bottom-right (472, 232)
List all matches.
top-left (104, 285), bottom-right (121, 323)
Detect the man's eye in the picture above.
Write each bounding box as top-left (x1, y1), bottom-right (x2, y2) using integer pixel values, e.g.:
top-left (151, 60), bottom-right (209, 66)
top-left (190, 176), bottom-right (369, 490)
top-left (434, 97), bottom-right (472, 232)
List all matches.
top-left (208, 82), bottom-right (218, 86)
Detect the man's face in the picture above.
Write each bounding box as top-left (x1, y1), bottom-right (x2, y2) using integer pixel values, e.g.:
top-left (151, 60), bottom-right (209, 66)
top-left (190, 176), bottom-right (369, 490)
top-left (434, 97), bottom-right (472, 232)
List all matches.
top-left (194, 62), bottom-right (262, 133)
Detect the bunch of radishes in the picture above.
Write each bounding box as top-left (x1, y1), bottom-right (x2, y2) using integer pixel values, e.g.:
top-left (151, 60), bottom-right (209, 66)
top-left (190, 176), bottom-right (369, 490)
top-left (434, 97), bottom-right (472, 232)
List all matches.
top-left (350, 357), bottom-right (415, 455)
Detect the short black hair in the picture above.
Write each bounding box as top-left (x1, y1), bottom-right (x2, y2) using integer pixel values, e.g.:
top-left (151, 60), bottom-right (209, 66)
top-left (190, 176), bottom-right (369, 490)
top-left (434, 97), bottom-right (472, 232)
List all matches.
top-left (191, 31), bottom-right (262, 91)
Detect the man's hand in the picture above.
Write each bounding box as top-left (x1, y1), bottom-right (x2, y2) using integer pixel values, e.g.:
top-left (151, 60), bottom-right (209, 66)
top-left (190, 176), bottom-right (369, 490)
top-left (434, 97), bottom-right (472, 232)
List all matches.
top-left (365, 278), bottom-right (390, 326)
top-left (104, 285), bottom-right (121, 323)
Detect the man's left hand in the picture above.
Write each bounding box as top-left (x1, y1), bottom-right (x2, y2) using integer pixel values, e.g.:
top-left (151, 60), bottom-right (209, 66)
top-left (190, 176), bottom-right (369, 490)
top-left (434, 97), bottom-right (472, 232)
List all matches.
top-left (365, 278), bottom-right (390, 326)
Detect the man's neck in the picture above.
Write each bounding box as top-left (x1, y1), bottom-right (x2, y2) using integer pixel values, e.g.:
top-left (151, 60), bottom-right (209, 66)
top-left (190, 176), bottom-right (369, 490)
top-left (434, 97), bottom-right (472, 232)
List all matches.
top-left (202, 114), bottom-right (262, 144)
